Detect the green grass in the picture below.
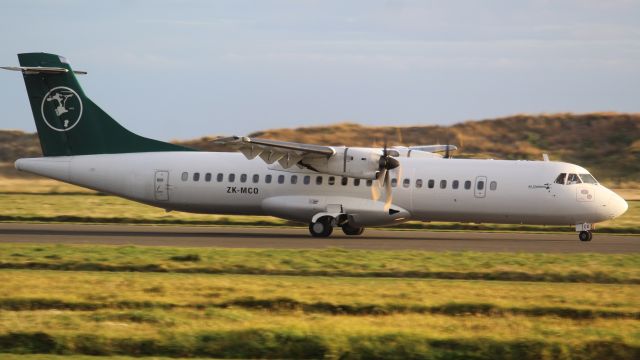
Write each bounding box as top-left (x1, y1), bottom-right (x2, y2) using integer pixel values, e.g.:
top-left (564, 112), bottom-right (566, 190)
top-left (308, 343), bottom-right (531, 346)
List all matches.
top-left (2, 243), bottom-right (640, 283)
top-left (0, 244), bottom-right (638, 359)
top-left (0, 270), bottom-right (638, 359)
top-left (0, 193), bottom-right (638, 233)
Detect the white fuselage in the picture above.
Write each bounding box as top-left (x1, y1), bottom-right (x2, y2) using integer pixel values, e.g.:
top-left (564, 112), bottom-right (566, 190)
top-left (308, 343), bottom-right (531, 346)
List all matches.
top-left (15, 152), bottom-right (628, 227)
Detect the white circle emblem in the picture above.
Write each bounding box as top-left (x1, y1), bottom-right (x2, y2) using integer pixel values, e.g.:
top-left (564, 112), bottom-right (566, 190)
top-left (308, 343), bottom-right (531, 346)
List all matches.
top-left (40, 86), bottom-right (83, 132)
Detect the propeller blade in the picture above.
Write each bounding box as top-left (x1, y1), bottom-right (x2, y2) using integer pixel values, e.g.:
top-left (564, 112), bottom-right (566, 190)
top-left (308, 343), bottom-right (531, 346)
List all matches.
top-left (371, 169), bottom-right (386, 201)
top-left (384, 170), bottom-right (392, 212)
top-left (383, 138), bottom-right (388, 157)
top-left (445, 137), bottom-right (450, 159)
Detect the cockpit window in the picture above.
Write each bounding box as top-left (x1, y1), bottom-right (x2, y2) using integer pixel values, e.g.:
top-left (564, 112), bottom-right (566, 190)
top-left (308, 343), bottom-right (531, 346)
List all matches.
top-left (579, 174), bottom-right (598, 185)
top-left (554, 173), bottom-right (566, 185)
top-left (566, 173), bottom-right (582, 185)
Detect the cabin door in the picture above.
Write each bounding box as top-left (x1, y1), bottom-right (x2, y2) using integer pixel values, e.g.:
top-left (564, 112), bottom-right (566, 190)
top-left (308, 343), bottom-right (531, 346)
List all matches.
top-left (474, 176), bottom-right (487, 198)
top-left (154, 171), bottom-right (169, 201)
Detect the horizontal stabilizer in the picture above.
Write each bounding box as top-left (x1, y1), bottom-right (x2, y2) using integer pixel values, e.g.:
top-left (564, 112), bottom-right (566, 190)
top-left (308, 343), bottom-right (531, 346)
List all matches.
top-left (1, 66), bottom-right (87, 75)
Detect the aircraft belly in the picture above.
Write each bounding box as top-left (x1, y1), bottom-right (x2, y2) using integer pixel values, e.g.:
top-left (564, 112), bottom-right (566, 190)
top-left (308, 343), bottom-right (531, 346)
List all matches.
top-left (262, 195), bottom-right (410, 226)
top-left (411, 191), bottom-right (579, 225)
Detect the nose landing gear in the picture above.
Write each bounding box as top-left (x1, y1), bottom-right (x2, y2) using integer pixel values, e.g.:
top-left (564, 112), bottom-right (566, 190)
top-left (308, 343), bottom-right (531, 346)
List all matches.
top-left (576, 223), bottom-right (593, 242)
top-left (578, 231), bottom-right (592, 242)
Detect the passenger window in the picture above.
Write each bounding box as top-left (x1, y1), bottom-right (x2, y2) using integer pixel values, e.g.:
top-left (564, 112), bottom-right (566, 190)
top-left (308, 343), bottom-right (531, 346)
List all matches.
top-left (440, 180), bottom-right (447, 189)
top-left (217, 173), bottom-right (223, 182)
top-left (205, 173), bottom-right (212, 182)
top-left (341, 177), bottom-right (348, 186)
top-left (391, 178), bottom-right (398, 188)
top-left (477, 181), bottom-right (484, 190)
top-left (403, 178), bottom-right (410, 188)
top-left (464, 180), bottom-right (471, 190)
top-left (228, 173), bottom-right (235, 182)
top-left (354, 178), bottom-right (360, 186)
top-left (316, 176), bottom-right (323, 185)
top-left (366, 179), bottom-right (373, 187)
top-left (554, 173), bottom-right (566, 185)
top-left (240, 174), bottom-right (247, 183)
top-left (416, 179), bottom-right (423, 188)
top-left (490, 181), bottom-right (497, 191)
top-left (567, 173), bottom-right (582, 185)
top-left (181, 172), bottom-right (188, 181)
top-left (252, 174), bottom-right (259, 183)
top-left (278, 175), bottom-right (285, 184)
top-left (291, 175), bottom-right (298, 184)
top-left (452, 180), bottom-right (459, 189)
top-left (303, 175), bottom-right (310, 185)
top-left (328, 176), bottom-right (335, 185)
top-left (428, 179), bottom-right (435, 189)
top-left (193, 172), bottom-right (200, 182)
top-left (265, 174), bottom-right (272, 184)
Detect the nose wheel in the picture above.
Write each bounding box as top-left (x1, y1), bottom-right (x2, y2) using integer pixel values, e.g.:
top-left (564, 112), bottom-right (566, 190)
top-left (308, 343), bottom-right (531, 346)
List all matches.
top-left (578, 231), bottom-right (592, 242)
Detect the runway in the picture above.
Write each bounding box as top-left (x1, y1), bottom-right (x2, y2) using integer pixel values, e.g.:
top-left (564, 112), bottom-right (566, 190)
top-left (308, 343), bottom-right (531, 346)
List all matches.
top-left (0, 223), bottom-right (638, 253)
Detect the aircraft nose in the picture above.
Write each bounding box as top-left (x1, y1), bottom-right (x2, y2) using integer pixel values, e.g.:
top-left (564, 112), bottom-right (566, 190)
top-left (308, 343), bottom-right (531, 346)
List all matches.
top-left (610, 193), bottom-right (628, 219)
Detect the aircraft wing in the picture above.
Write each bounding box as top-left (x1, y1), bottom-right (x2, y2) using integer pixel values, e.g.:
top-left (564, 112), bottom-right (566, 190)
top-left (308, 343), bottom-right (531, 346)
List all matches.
top-left (213, 136), bottom-right (335, 168)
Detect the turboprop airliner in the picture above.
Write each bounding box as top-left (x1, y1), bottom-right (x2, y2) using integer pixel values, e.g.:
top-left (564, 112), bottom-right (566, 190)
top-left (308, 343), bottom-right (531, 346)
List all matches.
top-left (2, 53), bottom-right (628, 241)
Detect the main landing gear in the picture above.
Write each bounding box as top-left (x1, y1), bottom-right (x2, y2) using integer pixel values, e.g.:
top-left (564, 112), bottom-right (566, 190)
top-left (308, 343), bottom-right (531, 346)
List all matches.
top-left (341, 223), bottom-right (365, 236)
top-left (309, 217), bottom-right (334, 237)
top-left (578, 231), bottom-right (593, 242)
top-left (308, 216), bottom-right (365, 237)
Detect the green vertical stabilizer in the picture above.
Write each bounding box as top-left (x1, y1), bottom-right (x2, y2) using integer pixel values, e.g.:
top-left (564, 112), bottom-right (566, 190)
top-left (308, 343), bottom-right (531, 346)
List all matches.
top-left (16, 52), bottom-right (194, 156)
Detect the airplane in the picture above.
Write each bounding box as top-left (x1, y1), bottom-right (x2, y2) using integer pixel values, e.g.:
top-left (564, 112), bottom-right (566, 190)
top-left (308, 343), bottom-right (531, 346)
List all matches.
top-left (2, 53), bottom-right (628, 242)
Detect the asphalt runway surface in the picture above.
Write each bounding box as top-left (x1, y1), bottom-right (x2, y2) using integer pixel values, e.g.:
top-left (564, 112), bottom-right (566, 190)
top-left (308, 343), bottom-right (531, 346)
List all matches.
top-left (0, 223), bottom-right (638, 253)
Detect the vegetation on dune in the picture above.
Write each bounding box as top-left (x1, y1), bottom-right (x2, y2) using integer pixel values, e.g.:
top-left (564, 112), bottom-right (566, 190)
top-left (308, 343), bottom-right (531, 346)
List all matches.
top-left (2, 112), bottom-right (639, 182)
top-left (1, 244), bottom-right (639, 284)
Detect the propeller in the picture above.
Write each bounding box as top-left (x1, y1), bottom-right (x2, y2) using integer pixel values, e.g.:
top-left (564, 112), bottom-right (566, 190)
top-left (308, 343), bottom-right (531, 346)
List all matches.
top-left (372, 139), bottom-right (400, 212)
top-left (444, 139), bottom-right (451, 159)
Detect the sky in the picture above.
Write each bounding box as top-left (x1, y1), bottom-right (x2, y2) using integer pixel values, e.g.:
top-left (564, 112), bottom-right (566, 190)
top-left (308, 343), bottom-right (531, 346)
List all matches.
top-left (1, 0), bottom-right (639, 141)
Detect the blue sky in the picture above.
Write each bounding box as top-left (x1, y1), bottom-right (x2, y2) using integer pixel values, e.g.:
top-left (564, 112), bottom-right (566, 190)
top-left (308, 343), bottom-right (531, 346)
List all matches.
top-left (1, 0), bottom-right (639, 140)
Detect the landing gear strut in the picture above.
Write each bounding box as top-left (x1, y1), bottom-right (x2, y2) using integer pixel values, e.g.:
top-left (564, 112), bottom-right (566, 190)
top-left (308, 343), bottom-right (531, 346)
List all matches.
top-left (341, 223), bottom-right (365, 236)
top-left (309, 216), bottom-right (334, 237)
top-left (578, 231), bottom-right (592, 242)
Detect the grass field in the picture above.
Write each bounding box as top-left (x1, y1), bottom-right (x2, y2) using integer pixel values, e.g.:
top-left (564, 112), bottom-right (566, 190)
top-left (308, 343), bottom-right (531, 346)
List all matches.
top-left (0, 244), bottom-right (638, 359)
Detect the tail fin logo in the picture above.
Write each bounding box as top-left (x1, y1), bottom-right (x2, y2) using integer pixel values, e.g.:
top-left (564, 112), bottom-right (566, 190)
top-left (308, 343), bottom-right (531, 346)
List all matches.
top-left (40, 86), bottom-right (83, 132)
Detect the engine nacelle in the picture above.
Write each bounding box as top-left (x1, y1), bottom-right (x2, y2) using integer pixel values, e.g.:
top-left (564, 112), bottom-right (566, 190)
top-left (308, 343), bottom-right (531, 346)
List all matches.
top-left (304, 147), bottom-right (382, 180)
